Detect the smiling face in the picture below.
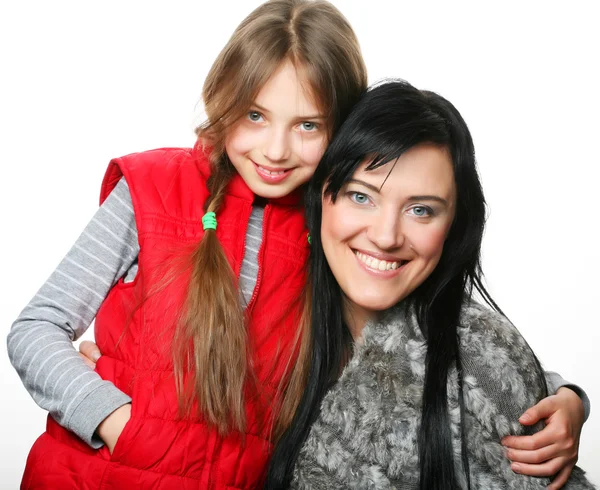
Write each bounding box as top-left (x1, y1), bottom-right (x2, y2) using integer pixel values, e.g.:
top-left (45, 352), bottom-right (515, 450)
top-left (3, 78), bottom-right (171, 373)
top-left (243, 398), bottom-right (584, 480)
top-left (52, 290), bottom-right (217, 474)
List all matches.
top-left (224, 60), bottom-right (328, 199)
top-left (320, 143), bottom-right (457, 333)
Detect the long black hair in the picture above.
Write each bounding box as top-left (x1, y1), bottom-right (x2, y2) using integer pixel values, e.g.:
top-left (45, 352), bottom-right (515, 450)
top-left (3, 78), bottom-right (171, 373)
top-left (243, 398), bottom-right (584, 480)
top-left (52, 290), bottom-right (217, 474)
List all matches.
top-left (266, 80), bottom-right (539, 489)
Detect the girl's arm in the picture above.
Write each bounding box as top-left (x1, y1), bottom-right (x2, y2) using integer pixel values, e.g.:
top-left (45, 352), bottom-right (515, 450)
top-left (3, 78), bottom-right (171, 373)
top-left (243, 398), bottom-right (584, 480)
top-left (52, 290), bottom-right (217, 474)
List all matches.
top-left (503, 379), bottom-right (587, 490)
top-left (461, 306), bottom-right (595, 489)
top-left (544, 372), bottom-right (590, 422)
top-left (7, 177), bottom-right (138, 448)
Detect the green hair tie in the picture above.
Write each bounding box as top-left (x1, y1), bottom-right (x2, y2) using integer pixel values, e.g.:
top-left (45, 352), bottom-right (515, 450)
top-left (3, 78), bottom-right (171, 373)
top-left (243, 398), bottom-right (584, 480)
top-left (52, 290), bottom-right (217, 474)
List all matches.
top-left (307, 233), bottom-right (312, 245)
top-left (202, 211), bottom-right (217, 231)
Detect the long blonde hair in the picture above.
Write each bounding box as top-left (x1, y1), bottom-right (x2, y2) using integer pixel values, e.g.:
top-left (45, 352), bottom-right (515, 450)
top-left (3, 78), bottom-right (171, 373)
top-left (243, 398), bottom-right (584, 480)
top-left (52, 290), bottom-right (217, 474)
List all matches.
top-left (173, 0), bottom-right (367, 436)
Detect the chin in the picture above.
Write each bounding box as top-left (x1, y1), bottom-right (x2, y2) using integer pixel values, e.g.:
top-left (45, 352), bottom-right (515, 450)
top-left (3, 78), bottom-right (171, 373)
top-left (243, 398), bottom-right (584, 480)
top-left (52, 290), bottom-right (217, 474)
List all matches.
top-left (355, 298), bottom-right (398, 314)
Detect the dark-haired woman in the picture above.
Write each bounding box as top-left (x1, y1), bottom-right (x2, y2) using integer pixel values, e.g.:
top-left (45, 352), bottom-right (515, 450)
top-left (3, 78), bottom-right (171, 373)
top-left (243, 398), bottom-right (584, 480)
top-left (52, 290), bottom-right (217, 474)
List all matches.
top-left (266, 80), bottom-right (596, 489)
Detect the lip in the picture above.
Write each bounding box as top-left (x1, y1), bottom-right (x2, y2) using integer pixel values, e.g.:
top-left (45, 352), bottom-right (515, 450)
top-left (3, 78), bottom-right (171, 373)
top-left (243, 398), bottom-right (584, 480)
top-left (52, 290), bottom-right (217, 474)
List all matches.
top-left (353, 248), bottom-right (404, 263)
top-left (353, 249), bottom-right (408, 278)
top-left (252, 160), bottom-right (293, 184)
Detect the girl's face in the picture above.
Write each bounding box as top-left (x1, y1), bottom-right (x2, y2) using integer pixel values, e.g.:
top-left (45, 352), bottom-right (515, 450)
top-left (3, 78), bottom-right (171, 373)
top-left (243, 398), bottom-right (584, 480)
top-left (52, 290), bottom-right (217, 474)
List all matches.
top-left (225, 60), bottom-right (328, 199)
top-left (320, 143), bottom-right (457, 331)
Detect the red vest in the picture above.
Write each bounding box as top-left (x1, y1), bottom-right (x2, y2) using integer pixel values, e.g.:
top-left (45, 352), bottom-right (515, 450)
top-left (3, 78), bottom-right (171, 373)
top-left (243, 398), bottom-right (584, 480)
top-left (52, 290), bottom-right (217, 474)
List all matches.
top-left (21, 147), bottom-right (308, 489)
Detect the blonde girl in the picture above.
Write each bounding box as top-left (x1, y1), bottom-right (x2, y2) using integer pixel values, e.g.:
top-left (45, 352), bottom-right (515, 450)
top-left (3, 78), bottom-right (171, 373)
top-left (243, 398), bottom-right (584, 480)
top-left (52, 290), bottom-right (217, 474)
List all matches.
top-left (9, 1), bottom-right (365, 488)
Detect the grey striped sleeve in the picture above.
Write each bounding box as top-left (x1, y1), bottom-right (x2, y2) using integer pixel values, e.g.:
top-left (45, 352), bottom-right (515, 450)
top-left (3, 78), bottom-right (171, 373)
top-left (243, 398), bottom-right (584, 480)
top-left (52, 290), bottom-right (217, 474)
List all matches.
top-left (7, 177), bottom-right (139, 448)
top-left (545, 371), bottom-right (591, 421)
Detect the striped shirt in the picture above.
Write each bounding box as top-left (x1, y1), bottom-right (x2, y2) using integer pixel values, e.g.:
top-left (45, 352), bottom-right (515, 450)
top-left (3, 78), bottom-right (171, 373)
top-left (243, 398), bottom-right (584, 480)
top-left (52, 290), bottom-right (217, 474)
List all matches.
top-left (7, 178), bottom-right (264, 447)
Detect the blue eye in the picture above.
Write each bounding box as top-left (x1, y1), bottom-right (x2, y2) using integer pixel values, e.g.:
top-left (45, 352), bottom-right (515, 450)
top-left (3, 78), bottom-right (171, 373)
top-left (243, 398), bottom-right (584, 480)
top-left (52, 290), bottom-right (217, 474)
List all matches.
top-left (349, 192), bottom-right (369, 205)
top-left (300, 121), bottom-right (318, 131)
top-left (248, 111), bottom-right (263, 122)
top-left (410, 206), bottom-right (432, 217)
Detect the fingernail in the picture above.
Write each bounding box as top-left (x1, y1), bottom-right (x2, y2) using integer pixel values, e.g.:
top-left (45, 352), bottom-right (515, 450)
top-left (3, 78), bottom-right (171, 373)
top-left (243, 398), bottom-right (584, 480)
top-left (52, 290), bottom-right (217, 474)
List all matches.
top-left (511, 463), bottom-right (521, 474)
top-left (92, 351), bottom-right (101, 362)
top-left (519, 413), bottom-right (532, 423)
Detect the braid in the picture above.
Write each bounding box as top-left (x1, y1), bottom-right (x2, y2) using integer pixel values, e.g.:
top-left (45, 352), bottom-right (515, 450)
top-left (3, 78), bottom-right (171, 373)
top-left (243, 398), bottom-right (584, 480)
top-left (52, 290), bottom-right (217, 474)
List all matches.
top-left (173, 153), bottom-right (248, 434)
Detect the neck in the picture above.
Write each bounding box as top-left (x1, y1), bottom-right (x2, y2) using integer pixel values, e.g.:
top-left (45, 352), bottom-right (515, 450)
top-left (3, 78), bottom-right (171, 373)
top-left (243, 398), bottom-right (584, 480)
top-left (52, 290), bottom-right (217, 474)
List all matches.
top-left (342, 299), bottom-right (374, 341)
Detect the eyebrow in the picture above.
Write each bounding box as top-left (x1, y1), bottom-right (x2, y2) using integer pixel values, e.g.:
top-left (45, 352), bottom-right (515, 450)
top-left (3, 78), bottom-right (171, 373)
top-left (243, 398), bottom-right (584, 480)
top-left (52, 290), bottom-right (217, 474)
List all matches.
top-left (251, 103), bottom-right (325, 120)
top-left (347, 179), bottom-right (449, 205)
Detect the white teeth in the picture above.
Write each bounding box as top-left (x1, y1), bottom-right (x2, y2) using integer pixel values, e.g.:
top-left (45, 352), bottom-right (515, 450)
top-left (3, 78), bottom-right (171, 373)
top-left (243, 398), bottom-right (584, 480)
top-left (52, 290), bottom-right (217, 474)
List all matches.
top-left (258, 165), bottom-right (285, 175)
top-left (355, 251), bottom-right (402, 271)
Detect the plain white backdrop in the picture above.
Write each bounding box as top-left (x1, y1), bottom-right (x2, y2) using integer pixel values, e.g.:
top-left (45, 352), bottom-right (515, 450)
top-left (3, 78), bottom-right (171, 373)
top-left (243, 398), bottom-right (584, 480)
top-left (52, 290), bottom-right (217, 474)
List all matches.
top-left (1, 1), bottom-right (598, 488)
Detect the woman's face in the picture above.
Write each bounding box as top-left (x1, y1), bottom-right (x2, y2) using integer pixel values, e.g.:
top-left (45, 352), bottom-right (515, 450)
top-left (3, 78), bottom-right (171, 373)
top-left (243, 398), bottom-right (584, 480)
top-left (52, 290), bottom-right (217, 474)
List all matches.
top-left (320, 143), bottom-right (457, 328)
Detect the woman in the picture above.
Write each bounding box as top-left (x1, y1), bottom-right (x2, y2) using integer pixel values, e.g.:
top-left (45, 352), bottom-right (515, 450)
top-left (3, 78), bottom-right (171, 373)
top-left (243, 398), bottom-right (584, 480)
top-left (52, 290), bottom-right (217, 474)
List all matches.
top-left (266, 80), bottom-right (596, 489)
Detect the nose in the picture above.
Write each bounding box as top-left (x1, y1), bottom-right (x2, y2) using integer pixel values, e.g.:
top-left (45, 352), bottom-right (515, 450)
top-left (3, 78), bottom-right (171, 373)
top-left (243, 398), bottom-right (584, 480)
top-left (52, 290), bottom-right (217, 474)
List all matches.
top-left (262, 126), bottom-right (291, 163)
top-left (366, 208), bottom-right (405, 251)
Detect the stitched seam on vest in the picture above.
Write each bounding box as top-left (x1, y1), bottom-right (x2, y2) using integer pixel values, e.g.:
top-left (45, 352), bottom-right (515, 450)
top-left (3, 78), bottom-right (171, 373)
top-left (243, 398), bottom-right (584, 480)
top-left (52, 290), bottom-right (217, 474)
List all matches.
top-left (127, 414), bottom-right (273, 442)
top-left (139, 212), bottom-right (245, 226)
top-left (267, 251), bottom-right (307, 266)
top-left (104, 461), bottom-right (205, 482)
top-left (43, 423), bottom-right (270, 484)
top-left (138, 231), bottom-right (204, 243)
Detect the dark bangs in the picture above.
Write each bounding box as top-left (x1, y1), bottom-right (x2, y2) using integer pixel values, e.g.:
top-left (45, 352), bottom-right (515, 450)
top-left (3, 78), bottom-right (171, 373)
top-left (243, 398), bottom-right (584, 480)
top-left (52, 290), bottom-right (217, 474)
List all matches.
top-left (308, 79), bottom-right (452, 204)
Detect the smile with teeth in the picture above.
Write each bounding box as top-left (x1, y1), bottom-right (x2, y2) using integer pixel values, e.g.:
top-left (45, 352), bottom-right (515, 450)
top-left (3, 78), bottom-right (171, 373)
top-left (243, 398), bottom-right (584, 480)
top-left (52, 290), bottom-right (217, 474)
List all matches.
top-left (257, 165), bottom-right (288, 175)
top-left (354, 250), bottom-right (405, 271)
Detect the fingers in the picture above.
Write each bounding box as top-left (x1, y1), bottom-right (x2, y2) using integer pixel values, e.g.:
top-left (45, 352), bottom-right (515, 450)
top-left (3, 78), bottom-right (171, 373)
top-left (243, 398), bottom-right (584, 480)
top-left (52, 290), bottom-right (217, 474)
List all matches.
top-left (79, 340), bottom-right (102, 364)
top-left (502, 429), bottom-right (555, 451)
top-left (518, 396), bottom-right (557, 426)
top-left (511, 458), bottom-right (566, 478)
top-left (79, 352), bottom-right (97, 369)
top-left (505, 444), bottom-right (557, 464)
top-left (547, 465), bottom-right (574, 490)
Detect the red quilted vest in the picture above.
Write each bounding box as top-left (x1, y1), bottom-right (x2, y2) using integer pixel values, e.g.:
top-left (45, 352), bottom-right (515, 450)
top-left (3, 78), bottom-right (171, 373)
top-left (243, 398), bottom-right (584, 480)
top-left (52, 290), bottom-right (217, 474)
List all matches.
top-left (21, 147), bottom-right (308, 489)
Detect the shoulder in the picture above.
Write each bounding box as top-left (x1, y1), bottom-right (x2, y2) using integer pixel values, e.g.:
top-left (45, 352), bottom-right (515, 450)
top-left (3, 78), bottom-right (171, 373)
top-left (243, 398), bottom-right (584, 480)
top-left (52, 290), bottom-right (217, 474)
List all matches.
top-left (109, 146), bottom-right (202, 182)
top-left (457, 302), bottom-right (546, 435)
top-left (458, 302), bottom-right (535, 361)
top-left (100, 146), bottom-right (209, 205)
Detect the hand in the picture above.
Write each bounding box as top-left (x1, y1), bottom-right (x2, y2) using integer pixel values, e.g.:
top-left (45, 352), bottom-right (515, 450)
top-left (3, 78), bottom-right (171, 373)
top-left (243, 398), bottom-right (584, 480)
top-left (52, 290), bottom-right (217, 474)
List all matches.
top-left (79, 340), bottom-right (102, 369)
top-left (97, 403), bottom-right (132, 455)
top-left (502, 387), bottom-right (584, 490)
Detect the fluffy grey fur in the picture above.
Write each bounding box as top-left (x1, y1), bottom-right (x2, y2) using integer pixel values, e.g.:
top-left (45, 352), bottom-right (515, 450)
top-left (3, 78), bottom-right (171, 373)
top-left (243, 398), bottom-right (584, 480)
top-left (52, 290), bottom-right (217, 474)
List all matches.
top-left (292, 303), bottom-right (595, 489)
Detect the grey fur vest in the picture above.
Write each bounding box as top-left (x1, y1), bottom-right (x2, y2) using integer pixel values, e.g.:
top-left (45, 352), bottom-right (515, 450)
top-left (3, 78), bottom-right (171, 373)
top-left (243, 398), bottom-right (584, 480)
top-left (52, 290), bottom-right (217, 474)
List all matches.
top-left (292, 303), bottom-right (595, 489)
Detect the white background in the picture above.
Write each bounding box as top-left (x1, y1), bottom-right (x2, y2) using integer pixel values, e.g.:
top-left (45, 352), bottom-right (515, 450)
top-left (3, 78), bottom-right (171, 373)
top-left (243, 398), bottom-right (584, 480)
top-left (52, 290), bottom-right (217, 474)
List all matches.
top-left (1, 1), bottom-right (598, 488)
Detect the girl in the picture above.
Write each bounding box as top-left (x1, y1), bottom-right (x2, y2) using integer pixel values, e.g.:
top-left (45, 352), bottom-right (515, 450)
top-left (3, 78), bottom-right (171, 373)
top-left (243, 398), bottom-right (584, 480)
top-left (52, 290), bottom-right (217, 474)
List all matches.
top-left (8, 1), bottom-right (588, 489)
top-left (8, 1), bottom-right (366, 488)
top-left (266, 80), bottom-right (595, 489)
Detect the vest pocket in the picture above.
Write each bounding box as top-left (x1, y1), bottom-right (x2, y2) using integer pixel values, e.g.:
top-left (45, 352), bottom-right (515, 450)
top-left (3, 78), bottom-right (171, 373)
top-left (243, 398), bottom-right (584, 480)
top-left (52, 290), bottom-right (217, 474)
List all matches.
top-left (109, 412), bottom-right (137, 463)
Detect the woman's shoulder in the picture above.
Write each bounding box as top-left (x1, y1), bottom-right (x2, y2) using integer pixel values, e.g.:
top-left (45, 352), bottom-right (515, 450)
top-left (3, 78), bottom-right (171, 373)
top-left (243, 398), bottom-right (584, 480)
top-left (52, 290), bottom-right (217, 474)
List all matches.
top-left (458, 302), bottom-right (532, 356)
top-left (457, 301), bottom-right (546, 434)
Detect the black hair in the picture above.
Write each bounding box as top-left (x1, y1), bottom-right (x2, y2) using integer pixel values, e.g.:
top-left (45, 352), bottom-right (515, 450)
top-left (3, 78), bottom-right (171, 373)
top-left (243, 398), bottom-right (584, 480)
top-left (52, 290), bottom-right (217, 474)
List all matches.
top-left (266, 79), bottom-right (546, 489)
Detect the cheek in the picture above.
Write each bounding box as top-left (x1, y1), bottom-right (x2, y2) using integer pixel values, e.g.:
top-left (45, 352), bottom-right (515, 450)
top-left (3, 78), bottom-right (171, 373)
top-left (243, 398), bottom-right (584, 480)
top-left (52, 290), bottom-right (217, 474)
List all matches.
top-left (411, 226), bottom-right (448, 261)
top-left (321, 201), bottom-right (360, 245)
top-left (320, 199), bottom-right (345, 254)
top-left (296, 135), bottom-right (327, 168)
top-left (225, 126), bottom-right (254, 156)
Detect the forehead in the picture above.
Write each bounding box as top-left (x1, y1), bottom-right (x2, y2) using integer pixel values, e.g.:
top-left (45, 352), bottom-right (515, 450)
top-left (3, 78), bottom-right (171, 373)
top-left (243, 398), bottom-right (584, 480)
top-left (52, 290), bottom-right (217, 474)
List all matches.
top-left (253, 60), bottom-right (321, 116)
top-left (354, 144), bottom-right (456, 199)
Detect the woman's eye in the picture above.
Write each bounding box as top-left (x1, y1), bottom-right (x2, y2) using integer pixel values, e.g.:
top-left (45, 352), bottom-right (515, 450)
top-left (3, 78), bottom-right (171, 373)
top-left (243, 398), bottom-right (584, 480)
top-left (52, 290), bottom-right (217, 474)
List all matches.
top-left (247, 111), bottom-right (263, 122)
top-left (409, 206), bottom-right (432, 217)
top-left (300, 121), bottom-right (318, 131)
top-left (349, 192), bottom-right (369, 205)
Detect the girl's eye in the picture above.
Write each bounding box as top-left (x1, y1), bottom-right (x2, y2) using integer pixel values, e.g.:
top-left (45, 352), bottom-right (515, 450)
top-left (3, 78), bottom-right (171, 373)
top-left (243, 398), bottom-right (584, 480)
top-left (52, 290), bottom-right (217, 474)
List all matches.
top-left (409, 205), bottom-right (433, 217)
top-left (349, 192), bottom-right (370, 205)
top-left (300, 121), bottom-right (318, 132)
top-left (247, 111), bottom-right (263, 122)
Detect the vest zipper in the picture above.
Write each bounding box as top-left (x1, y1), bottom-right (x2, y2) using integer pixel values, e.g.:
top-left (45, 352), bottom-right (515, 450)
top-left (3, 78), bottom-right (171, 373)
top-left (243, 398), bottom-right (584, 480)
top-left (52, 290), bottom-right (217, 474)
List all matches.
top-left (245, 203), bottom-right (270, 313)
